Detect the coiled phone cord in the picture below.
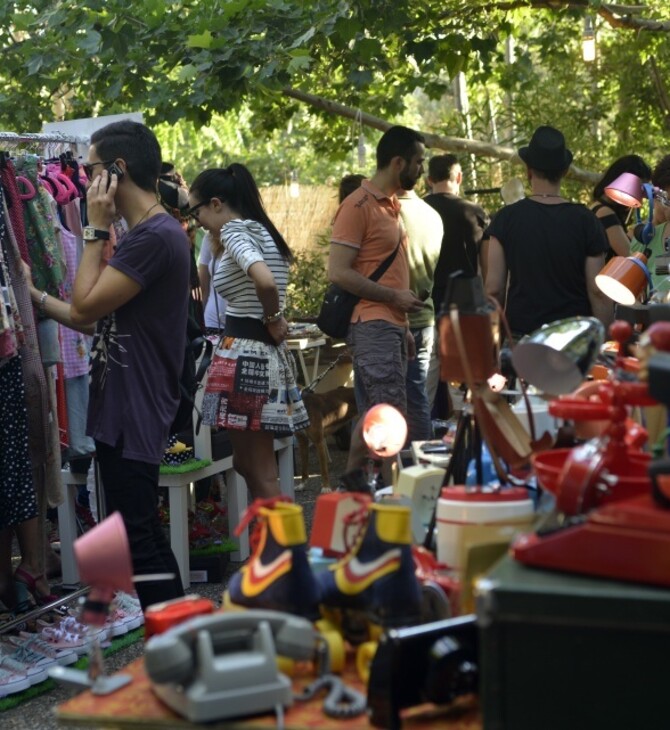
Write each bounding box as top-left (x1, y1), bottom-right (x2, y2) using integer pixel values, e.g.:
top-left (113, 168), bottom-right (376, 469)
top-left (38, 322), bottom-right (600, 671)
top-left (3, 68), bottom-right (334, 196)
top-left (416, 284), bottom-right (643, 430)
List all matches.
top-left (294, 673), bottom-right (367, 719)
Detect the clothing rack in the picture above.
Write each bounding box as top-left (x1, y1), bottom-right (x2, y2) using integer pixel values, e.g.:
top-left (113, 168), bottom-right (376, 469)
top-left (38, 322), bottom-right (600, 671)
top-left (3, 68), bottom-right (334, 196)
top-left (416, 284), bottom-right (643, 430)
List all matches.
top-left (0, 131), bottom-right (89, 145)
top-left (0, 128), bottom-right (90, 628)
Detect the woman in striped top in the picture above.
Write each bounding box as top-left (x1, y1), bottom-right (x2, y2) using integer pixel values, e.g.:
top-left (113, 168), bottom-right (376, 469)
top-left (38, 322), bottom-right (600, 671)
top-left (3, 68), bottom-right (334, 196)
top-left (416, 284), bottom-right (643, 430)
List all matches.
top-left (188, 165), bottom-right (309, 499)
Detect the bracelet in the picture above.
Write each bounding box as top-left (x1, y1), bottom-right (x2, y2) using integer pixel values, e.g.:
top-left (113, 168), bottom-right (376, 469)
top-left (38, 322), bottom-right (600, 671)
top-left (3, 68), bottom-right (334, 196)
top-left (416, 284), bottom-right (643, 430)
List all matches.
top-left (38, 291), bottom-right (48, 316)
top-left (262, 310), bottom-right (284, 324)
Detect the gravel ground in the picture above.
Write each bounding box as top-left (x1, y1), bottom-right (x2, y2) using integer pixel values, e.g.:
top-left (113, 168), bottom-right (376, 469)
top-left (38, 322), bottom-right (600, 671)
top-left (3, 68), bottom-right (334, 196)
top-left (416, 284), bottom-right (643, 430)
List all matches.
top-left (1, 436), bottom-right (348, 730)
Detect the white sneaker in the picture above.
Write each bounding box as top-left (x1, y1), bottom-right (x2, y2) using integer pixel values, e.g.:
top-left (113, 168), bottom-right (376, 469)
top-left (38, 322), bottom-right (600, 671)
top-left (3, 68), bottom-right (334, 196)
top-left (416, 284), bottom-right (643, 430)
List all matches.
top-left (0, 652), bottom-right (47, 685)
top-left (114, 591), bottom-right (144, 627)
top-left (15, 633), bottom-right (78, 666)
top-left (0, 665), bottom-right (31, 697)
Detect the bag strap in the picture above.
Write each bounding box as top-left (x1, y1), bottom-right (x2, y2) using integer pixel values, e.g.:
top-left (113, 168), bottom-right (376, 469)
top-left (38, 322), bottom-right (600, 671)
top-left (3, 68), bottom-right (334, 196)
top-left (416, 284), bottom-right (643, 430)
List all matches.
top-left (368, 222), bottom-right (403, 283)
top-left (450, 305), bottom-right (509, 485)
top-left (212, 255), bottom-right (224, 335)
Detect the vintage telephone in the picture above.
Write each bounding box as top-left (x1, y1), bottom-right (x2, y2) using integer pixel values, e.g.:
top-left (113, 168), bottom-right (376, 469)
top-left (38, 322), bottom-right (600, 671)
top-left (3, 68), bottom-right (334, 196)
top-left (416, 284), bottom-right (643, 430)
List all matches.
top-left (144, 609), bottom-right (328, 724)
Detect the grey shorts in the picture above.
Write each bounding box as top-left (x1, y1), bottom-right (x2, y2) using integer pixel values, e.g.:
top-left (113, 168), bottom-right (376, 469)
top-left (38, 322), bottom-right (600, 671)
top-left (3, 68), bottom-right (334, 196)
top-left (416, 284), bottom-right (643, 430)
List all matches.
top-left (348, 320), bottom-right (407, 414)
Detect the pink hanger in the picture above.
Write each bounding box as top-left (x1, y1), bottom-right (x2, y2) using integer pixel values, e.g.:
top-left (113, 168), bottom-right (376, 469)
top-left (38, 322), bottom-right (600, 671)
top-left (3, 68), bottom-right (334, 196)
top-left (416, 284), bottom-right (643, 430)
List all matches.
top-left (40, 173), bottom-right (69, 204)
top-left (54, 172), bottom-right (79, 203)
top-left (16, 175), bottom-right (36, 201)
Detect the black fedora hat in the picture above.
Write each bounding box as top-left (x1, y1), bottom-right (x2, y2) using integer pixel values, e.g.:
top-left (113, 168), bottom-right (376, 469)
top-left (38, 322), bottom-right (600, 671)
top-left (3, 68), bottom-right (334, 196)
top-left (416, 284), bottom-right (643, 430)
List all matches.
top-left (518, 125), bottom-right (573, 172)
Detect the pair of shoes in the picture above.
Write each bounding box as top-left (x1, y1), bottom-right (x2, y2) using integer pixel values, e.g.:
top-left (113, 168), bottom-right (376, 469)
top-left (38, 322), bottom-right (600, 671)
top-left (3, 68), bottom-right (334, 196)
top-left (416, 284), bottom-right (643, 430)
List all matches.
top-left (14, 567), bottom-right (58, 606)
top-left (226, 497), bottom-right (422, 628)
top-left (16, 633), bottom-right (78, 666)
top-left (113, 592), bottom-right (144, 629)
top-left (0, 638), bottom-right (57, 671)
top-left (75, 501), bottom-right (97, 531)
top-left (0, 665), bottom-right (30, 698)
top-left (0, 650), bottom-right (48, 685)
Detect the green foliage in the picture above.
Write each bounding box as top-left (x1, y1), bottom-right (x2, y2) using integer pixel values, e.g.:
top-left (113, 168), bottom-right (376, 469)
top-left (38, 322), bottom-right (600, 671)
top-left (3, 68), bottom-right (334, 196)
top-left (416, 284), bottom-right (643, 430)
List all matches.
top-left (284, 235), bottom-right (330, 319)
top-left (1, 0), bottom-right (670, 203)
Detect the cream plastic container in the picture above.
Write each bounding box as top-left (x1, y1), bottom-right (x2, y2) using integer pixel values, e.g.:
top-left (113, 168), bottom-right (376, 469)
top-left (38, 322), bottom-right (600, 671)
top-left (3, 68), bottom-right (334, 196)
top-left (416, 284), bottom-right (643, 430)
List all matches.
top-left (436, 486), bottom-right (535, 572)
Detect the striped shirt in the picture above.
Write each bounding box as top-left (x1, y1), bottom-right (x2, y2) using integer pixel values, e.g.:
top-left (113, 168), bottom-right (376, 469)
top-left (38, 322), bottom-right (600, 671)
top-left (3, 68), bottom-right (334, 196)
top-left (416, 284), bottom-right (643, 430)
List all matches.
top-left (212, 219), bottom-right (289, 319)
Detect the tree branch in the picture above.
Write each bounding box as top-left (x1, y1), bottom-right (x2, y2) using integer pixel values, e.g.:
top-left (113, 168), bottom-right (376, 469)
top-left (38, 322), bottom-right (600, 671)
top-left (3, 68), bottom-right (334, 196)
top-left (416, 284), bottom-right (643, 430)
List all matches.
top-left (282, 87), bottom-right (600, 184)
top-left (647, 56), bottom-right (670, 131)
top-left (489, 1), bottom-right (670, 32)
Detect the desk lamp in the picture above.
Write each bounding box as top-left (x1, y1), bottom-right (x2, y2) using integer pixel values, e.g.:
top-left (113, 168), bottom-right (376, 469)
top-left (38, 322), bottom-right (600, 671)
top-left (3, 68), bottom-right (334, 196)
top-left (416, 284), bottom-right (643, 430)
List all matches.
top-left (362, 403), bottom-right (407, 459)
top-left (49, 512), bottom-right (135, 694)
top-left (512, 322), bottom-right (670, 587)
top-left (595, 172), bottom-right (664, 305)
top-left (512, 316), bottom-right (605, 395)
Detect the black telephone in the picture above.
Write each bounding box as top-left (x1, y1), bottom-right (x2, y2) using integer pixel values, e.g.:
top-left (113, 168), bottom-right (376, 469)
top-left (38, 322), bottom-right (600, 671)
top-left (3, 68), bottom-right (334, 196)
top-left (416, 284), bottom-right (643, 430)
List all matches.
top-left (106, 162), bottom-right (124, 189)
top-left (144, 609), bottom-right (324, 723)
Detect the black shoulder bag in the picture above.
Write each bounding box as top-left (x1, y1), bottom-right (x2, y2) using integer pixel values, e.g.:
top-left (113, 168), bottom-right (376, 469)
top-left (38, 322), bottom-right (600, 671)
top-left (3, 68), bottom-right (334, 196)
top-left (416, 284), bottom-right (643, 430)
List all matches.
top-left (317, 239), bottom-right (401, 339)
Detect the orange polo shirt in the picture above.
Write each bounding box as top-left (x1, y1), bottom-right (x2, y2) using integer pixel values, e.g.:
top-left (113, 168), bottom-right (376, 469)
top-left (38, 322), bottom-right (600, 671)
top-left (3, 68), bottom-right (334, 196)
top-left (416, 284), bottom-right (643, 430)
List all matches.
top-left (331, 180), bottom-right (409, 327)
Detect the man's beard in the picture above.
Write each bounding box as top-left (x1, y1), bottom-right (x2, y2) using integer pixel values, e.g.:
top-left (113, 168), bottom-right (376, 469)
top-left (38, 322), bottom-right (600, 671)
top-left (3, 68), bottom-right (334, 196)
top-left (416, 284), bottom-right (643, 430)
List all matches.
top-left (399, 168), bottom-right (418, 190)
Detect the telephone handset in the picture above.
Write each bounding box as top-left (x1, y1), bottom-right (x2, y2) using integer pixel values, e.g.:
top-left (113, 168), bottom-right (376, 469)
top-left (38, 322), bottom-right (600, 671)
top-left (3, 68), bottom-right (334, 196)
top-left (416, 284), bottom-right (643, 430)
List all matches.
top-left (144, 609), bottom-right (325, 724)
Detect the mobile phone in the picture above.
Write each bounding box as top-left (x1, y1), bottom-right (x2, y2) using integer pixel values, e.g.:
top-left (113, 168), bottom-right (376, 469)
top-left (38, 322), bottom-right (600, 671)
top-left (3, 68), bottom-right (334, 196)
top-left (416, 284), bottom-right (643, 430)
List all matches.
top-left (106, 162), bottom-right (124, 190)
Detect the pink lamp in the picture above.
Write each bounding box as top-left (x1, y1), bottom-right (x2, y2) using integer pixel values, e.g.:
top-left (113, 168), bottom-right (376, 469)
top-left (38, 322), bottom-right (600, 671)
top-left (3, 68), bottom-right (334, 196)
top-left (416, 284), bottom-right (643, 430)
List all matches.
top-left (604, 172), bottom-right (645, 207)
top-left (74, 511), bottom-right (135, 625)
top-left (605, 172), bottom-right (670, 210)
top-left (50, 512), bottom-right (135, 694)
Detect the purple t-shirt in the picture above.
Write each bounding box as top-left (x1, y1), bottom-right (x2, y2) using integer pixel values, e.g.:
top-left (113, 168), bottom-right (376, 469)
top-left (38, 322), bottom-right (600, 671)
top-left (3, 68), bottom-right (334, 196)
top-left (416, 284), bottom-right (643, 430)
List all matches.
top-left (87, 214), bottom-right (190, 463)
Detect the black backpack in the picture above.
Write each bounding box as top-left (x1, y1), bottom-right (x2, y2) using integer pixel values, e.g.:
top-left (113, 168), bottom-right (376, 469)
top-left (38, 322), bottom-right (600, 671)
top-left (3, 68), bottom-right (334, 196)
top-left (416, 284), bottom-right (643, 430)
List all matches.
top-left (170, 314), bottom-right (213, 435)
top-left (170, 246), bottom-right (212, 436)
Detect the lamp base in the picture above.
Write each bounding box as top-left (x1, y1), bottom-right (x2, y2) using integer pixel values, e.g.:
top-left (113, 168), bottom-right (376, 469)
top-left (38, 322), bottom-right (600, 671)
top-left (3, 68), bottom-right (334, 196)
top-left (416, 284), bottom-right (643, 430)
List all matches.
top-left (49, 665), bottom-right (133, 695)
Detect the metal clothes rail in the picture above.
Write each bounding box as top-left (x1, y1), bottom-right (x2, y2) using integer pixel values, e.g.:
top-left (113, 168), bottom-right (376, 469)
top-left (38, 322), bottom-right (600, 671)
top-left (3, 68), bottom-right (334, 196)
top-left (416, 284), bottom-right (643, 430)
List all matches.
top-left (0, 131), bottom-right (89, 145)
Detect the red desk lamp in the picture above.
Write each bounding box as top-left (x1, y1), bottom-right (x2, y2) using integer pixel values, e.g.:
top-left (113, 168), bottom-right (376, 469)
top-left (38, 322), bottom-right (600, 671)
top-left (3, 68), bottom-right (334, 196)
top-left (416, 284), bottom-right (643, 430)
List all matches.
top-left (513, 322), bottom-right (670, 588)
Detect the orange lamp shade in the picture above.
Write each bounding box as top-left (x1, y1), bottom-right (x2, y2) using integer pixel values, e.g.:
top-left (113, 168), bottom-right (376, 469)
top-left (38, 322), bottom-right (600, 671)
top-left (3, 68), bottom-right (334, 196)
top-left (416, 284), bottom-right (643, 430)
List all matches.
top-left (362, 403), bottom-right (407, 458)
top-left (595, 252), bottom-right (648, 306)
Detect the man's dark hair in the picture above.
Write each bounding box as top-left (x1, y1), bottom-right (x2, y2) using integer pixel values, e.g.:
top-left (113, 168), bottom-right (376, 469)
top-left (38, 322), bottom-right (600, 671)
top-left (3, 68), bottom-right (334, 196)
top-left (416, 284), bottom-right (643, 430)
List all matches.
top-left (338, 173), bottom-right (365, 204)
top-left (376, 126), bottom-right (425, 169)
top-left (530, 167), bottom-right (565, 184)
top-left (90, 121), bottom-right (162, 192)
top-left (428, 154), bottom-right (460, 183)
top-left (652, 155), bottom-right (670, 191)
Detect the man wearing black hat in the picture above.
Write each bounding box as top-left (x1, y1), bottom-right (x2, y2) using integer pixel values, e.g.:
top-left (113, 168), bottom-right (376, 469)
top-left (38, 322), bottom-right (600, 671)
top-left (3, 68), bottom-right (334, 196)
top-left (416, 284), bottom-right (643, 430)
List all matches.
top-left (485, 125), bottom-right (612, 338)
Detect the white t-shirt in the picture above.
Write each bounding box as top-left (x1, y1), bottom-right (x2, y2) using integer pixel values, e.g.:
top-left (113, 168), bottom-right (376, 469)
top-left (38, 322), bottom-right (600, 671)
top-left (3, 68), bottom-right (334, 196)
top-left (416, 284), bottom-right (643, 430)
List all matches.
top-left (212, 219), bottom-right (288, 319)
top-left (198, 234), bottom-right (228, 329)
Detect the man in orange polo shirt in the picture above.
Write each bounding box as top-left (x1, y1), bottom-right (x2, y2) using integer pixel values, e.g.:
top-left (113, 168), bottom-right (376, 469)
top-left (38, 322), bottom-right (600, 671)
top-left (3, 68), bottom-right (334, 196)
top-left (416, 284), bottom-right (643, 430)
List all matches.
top-left (327, 126), bottom-right (426, 485)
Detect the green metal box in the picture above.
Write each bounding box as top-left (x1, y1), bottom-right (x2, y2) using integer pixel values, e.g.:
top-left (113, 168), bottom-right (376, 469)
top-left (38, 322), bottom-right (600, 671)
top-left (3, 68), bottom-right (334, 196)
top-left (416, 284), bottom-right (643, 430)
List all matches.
top-left (476, 555), bottom-right (670, 730)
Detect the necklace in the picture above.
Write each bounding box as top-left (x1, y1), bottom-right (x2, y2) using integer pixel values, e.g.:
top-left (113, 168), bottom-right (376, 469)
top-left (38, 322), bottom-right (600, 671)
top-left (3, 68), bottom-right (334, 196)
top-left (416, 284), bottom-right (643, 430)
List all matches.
top-left (530, 193), bottom-right (564, 199)
top-left (134, 202), bottom-right (162, 228)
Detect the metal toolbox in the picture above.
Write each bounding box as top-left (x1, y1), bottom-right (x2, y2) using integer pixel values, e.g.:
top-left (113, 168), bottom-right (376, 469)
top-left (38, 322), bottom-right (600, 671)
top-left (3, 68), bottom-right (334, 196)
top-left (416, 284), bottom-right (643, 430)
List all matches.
top-left (476, 555), bottom-right (670, 730)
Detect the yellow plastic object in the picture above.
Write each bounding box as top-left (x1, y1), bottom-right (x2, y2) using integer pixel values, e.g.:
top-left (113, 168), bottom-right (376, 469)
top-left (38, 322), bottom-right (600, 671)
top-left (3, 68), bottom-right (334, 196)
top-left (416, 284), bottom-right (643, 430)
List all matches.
top-left (321, 629), bottom-right (345, 673)
top-left (356, 641), bottom-right (378, 684)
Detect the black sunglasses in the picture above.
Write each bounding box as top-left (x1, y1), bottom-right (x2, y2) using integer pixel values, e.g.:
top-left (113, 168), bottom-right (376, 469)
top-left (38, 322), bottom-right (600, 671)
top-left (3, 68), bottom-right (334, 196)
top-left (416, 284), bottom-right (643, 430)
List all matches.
top-left (82, 160), bottom-right (116, 181)
top-left (187, 200), bottom-right (211, 220)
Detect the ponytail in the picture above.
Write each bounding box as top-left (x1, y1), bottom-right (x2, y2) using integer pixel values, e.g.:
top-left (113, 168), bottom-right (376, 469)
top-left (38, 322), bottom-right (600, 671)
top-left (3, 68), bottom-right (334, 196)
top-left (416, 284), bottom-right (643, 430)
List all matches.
top-left (191, 164), bottom-right (293, 263)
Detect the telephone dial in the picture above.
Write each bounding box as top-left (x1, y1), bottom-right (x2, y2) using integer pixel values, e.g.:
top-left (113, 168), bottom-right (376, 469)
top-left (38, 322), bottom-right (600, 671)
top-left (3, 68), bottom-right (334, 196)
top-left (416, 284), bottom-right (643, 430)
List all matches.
top-left (144, 609), bottom-right (328, 724)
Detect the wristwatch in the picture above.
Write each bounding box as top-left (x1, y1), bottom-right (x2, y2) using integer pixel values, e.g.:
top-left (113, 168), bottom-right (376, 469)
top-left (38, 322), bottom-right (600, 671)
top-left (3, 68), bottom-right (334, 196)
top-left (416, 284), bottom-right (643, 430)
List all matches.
top-left (83, 226), bottom-right (111, 242)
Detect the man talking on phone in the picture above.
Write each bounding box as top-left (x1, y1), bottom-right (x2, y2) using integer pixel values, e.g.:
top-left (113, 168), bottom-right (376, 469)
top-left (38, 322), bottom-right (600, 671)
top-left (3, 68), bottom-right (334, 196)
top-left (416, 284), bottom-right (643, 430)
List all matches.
top-left (26, 121), bottom-right (189, 609)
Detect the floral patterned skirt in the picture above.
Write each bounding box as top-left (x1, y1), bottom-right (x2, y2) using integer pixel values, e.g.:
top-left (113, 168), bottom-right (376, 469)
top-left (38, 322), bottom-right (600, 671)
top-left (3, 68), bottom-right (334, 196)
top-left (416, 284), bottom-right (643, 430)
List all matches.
top-left (202, 336), bottom-right (309, 433)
